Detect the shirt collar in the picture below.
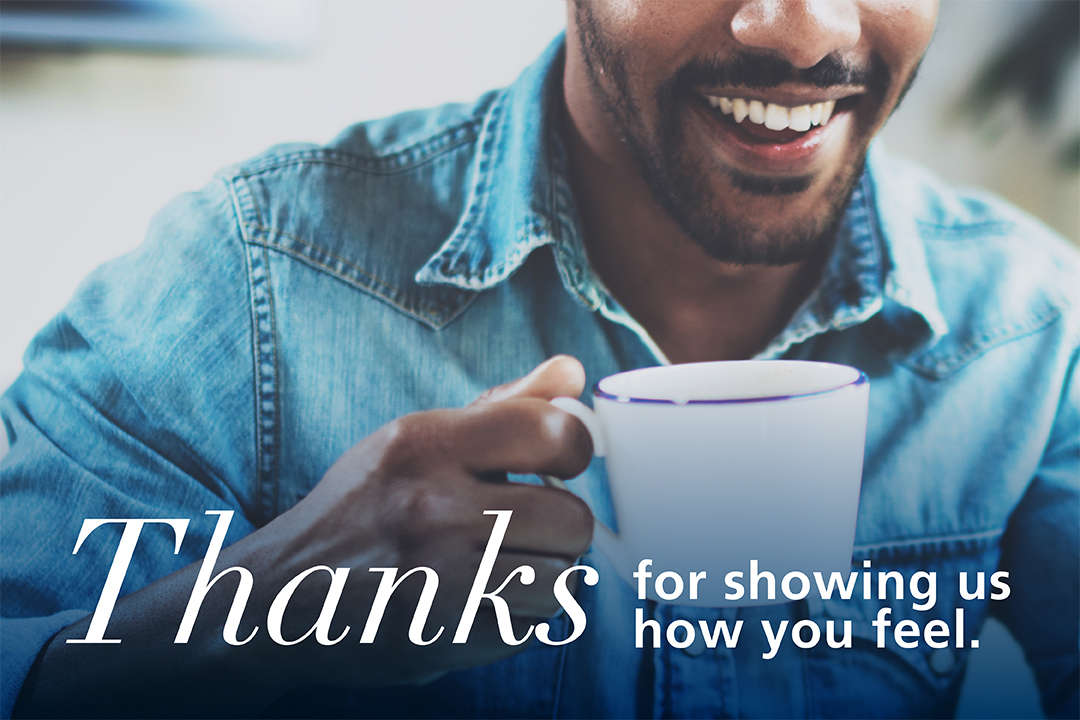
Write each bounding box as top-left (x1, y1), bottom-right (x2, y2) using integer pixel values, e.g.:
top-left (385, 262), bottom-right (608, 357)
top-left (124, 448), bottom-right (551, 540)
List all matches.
top-left (758, 144), bottom-right (949, 359)
top-left (414, 36), bottom-right (567, 291)
top-left (416, 37), bottom-right (949, 359)
top-left (866, 142), bottom-right (951, 348)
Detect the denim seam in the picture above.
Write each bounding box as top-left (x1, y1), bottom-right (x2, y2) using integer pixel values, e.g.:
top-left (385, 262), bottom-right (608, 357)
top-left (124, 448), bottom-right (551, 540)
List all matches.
top-left (546, 126), bottom-right (561, 249)
top-left (264, 244), bottom-right (281, 518)
top-left (232, 120), bottom-right (484, 179)
top-left (376, 113), bottom-right (487, 160)
top-left (853, 528), bottom-right (1003, 553)
top-left (473, 230), bottom-right (552, 286)
top-left (864, 170), bottom-right (950, 351)
top-left (243, 225), bottom-right (396, 294)
top-left (454, 94), bottom-right (502, 273)
top-left (427, 229), bottom-right (553, 289)
top-left (243, 233), bottom-right (475, 330)
top-left (904, 304), bottom-right (1065, 378)
top-left (230, 175), bottom-right (280, 524)
top-left (548, 147), bottom-right (600, 311)
top-left (425, 93), bottom-right (505, 281)
top-left (915, 220), bottom-right (1017, 238)
top-left (229, 174), bottom-right (263, 238)
top-left (236, 142), bottom-right (472, 180)
top-left (545, 125), bottom-right (599, 310)
top-left (848, 176), bottom-right (887, 299)
top-left (245, 236), bottom-right (434, 326)
top-left (551, 154), bottom-right (603, 311)
top-left (244, 244), bottom-right (280, 524)
top-left (551, 221), bottom-right (598, 310)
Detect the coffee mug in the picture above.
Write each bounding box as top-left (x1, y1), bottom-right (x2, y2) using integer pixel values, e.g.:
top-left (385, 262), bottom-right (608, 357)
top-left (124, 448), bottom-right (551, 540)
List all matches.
top-left (548, 359), bottom-right (869, 607)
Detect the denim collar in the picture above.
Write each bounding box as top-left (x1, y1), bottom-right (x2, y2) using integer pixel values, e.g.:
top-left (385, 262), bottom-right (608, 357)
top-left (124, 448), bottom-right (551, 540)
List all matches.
top-left (416, 36), bottom-right (949, 358)
top-left (413, 37), bottom-right (570, 292)
top-left (758, 145), bottom-right (949, 359)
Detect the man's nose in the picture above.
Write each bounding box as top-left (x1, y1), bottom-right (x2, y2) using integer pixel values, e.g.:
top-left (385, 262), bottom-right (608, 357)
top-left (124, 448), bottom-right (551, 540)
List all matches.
top-left (731, 0), bottom-right (861, 70)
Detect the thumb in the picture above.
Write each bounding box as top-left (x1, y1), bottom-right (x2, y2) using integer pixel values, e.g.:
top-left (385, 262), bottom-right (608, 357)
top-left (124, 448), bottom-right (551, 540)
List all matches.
top-left (473, 355), bottom-right (586, 405)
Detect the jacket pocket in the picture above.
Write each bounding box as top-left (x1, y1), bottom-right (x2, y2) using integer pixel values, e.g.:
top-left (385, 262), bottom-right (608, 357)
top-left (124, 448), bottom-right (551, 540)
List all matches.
top-left (802, 537), bottom-right (1002, 718)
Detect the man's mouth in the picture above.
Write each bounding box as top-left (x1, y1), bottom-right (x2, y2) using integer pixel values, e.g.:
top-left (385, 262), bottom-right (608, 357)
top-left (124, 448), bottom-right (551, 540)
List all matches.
top-left (706, 95), bottom-right (835, 131)
top-left (687, 90), bottom-right (858, 169)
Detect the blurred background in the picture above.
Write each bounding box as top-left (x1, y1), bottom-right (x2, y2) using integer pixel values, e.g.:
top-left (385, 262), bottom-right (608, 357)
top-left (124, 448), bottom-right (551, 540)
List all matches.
top-left (1, 3), bottom-right (1077, 717)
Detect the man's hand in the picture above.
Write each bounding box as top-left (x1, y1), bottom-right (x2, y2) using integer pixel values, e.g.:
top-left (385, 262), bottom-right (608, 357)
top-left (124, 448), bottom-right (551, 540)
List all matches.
top-left (254, 355), bottom-right (595, 686)
top-left (15, 356), bottom-right (594, 717)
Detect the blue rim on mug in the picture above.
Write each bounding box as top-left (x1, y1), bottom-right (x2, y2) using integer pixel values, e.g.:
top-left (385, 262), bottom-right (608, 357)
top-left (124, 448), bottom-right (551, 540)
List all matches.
top-left (592, 368), bottom-right (868, 405)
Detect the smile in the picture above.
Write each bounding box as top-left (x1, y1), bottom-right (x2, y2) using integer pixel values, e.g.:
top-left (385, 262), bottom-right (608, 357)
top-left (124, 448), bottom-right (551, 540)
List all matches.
top-left (687, 89), bottom-right (860, 172)
top-left (702, 95), bottom-right (836, 132)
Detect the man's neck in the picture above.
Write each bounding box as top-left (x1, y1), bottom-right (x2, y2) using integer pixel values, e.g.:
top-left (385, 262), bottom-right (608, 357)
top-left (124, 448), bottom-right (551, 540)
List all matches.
top-left (561, 78), bottom-right (824, 365)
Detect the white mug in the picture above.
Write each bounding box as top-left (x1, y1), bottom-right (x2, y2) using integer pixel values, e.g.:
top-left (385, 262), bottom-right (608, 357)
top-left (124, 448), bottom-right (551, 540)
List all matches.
top-left (549, 360), bottom-right (869, 607)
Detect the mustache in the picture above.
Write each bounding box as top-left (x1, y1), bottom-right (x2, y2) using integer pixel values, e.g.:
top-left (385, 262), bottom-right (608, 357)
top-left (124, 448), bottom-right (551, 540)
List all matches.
top-left (672, 51), bottom-right (891, 95)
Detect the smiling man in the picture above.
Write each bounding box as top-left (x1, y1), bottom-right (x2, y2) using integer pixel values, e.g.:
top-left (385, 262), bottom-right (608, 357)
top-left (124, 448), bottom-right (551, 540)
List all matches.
top-left (569, 0), bottom-right (903, 264)
top-left (561, 0), bottom-right (935, 364)
top-left (2, 1), bottom-right (1077, 719)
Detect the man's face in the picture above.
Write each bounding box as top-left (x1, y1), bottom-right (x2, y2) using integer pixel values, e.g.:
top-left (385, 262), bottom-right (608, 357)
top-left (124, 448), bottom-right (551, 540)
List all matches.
top-left (567, 0), bottom-right (937, 265)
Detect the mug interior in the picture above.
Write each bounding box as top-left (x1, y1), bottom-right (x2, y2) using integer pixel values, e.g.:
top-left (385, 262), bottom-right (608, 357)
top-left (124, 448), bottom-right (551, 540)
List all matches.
top-left (595, 360), bottom-right (864, 404)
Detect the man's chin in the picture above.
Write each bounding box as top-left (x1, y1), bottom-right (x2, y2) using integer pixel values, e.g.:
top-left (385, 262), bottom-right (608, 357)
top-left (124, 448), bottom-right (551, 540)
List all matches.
top-left (653, 166), bottom-right (846, 266)
top-left (682, 150), bottom-right (869, 266)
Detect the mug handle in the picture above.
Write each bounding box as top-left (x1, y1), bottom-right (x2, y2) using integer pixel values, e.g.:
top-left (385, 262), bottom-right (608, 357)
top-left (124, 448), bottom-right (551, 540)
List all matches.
top-left (549, 396), bottom-right (606, 457)
top-left (542, 397), bottom-right (625, 570)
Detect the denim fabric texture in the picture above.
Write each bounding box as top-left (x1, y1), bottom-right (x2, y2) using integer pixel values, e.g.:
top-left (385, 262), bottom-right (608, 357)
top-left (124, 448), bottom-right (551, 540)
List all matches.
top-left (2, 38), bottom-right (1078, 718)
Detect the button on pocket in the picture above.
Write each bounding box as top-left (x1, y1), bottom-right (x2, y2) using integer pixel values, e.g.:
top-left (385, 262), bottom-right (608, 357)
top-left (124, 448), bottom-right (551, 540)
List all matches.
top-left (681, 633), bottom-right (708, 657)
top-left (929, 647), bottom-right (957, 676)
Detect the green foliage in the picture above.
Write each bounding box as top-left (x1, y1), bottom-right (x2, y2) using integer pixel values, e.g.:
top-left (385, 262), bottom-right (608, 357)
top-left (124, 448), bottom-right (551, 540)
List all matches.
top-left (958, 2), bottom-right (1079, 171)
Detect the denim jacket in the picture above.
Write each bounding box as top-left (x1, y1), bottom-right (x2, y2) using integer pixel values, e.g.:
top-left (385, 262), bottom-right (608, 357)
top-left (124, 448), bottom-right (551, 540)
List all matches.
top-left (2, 37), bottom-right (1077, 719)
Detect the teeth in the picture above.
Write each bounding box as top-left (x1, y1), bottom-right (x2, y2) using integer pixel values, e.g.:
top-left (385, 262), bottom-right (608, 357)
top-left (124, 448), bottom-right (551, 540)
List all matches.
top-left (732, 97), bottom-right (749, 123)
top-left (747, 100), bottom-right (765, 124)
top-left (763, 103), bottom-right (789, 131)
top-left (820, 100), bottom-right (836, 125)
top-left (789, 105), bottom-right (811, 132)
top-left (703, 94), bottom-right (841, 132)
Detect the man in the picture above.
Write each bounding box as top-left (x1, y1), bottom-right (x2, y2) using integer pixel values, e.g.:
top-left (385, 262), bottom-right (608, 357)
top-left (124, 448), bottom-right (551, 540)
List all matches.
top-left (2, 1), bottom-right (1077, 717)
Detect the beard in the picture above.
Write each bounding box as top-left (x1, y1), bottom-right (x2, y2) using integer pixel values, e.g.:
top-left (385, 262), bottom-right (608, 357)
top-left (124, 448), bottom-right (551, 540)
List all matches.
top-left (571, 3), bottom-right (894, 267)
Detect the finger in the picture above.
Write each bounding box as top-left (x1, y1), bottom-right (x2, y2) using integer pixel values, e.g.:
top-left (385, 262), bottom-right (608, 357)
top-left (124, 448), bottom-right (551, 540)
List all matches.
top-left (372, 476), bottom-right (592, 572)
top-left (473, 355), bottom-right (586, 405)
top-left (466, 483), bottom-right (594, 559)
top-left (397, 478), bottom-right (593, 563)
top-left (400, 399), bottom-right (593, 478)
